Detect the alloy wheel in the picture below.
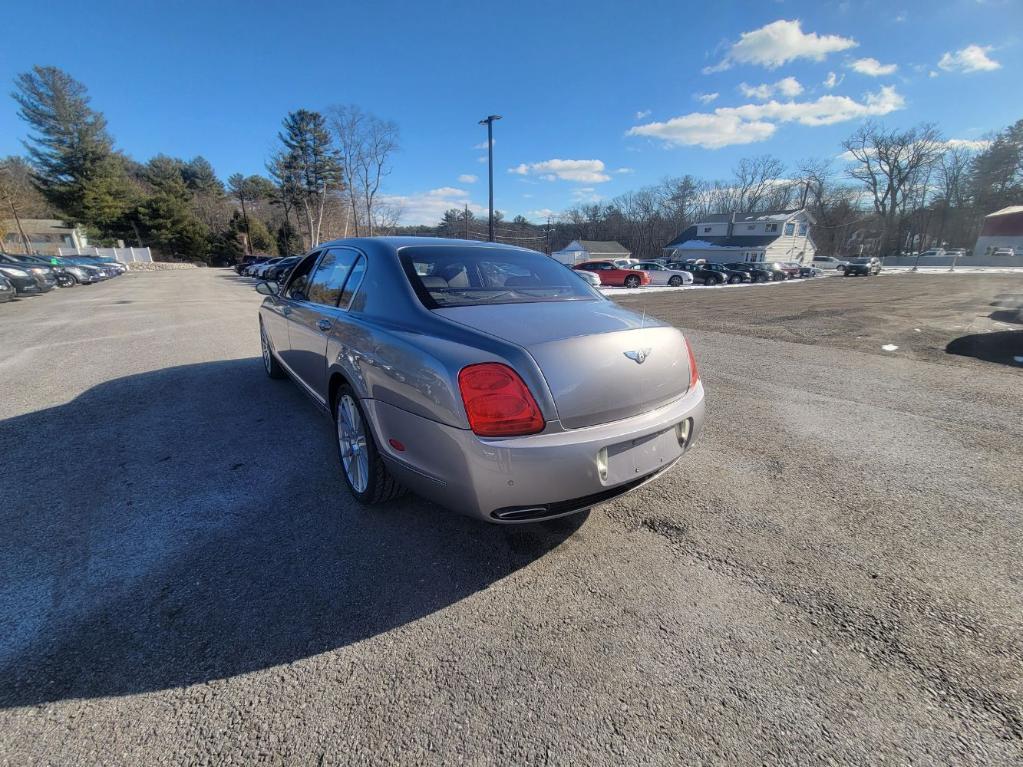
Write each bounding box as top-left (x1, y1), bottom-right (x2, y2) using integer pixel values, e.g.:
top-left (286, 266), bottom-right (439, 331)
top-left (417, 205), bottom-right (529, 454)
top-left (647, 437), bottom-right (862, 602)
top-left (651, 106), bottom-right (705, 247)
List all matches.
top-left (260, 325), bottom-right (272, 374)
top-left (337, 394), bottom-right (370, 493)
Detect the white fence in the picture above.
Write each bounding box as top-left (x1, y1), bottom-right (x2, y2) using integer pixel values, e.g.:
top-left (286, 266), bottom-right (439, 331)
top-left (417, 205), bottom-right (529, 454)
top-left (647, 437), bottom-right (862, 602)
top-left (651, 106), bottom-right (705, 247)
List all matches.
top-left (58, 246), bottom-right (153, 264)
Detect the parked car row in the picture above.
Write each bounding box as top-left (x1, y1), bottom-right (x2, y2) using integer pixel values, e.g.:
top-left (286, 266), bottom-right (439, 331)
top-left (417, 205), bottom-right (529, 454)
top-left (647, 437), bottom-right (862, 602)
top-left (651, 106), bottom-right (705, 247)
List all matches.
top-left (571, 257), bottom-right (828, 289)
top-left (235, 255), bottom-right (304, 283)
top-left (0, 252), bottom-right (126, 303)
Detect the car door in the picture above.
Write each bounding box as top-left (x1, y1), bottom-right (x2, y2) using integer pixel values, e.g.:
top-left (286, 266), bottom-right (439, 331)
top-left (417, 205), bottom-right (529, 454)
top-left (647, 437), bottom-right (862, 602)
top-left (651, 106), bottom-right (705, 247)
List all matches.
top-left (284, 247), bottom-right (362, 401)
top-left (265, 251), bottom-right (320, 367)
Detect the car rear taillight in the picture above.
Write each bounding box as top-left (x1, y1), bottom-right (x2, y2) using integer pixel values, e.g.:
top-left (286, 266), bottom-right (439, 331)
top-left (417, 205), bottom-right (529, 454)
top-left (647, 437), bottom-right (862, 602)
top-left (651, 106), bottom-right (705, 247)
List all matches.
top-left (458, 363), bottom-right (545, 437)
top-left (684, 336), bottom-right (700, 390)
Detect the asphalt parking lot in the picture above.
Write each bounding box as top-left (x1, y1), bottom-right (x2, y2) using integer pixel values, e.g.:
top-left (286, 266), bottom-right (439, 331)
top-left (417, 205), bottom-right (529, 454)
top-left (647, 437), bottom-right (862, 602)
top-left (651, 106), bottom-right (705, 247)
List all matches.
top-left (1, 269), bottom-right (1022, 765)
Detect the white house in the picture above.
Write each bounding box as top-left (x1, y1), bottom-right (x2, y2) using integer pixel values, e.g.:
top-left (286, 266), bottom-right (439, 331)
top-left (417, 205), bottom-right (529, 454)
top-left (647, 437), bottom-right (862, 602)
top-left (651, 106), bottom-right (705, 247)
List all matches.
top-left (973, 206), bottom-right (1023, 257)
top-left (663, 209), bottom-right (816, 264)
top-left (552, 240), bottom-right (631, 265)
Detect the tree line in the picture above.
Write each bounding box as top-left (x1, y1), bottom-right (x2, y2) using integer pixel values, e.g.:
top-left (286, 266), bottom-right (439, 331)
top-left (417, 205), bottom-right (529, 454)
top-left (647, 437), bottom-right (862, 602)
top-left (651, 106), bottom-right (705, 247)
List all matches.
top-left (0, 66), bottom-right (400, 262)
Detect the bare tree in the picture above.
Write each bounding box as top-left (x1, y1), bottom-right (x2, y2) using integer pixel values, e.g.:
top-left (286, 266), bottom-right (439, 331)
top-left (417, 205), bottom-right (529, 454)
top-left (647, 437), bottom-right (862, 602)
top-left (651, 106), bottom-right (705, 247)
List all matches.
top-left (731, 155), bottom-right (786, 212)
top-left (0, 157), bottom-right (38, 253)
top-left (841, 121), bottom-right (944, 255)
top-left (328, 105), bottom-right (400, 237)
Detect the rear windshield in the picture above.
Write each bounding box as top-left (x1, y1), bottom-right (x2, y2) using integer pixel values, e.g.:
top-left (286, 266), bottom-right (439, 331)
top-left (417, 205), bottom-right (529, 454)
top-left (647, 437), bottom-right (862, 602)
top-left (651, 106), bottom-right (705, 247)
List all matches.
top-left (400, 245), bottom-right (601, 308)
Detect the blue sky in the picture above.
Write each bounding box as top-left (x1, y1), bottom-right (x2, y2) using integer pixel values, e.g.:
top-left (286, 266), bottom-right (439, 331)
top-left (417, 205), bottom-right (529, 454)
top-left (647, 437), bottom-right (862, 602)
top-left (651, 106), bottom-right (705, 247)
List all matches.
top-left (1, 0), bottom-right (1019, 224)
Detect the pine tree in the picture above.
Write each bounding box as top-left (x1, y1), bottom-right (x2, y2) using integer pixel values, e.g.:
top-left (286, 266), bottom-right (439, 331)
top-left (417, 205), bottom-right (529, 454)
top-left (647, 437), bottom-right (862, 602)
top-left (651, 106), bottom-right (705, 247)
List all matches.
top-left (13, 66), bottom-right (133, 237)
top-left (276, 110), bottom-right (342, 247)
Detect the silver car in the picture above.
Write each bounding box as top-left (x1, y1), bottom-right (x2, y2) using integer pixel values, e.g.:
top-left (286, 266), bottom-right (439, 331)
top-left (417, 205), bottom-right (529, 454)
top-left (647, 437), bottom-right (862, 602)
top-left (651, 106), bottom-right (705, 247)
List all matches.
top-left (630, 262), bottom-right (694, 287)
top-left (256, 238), bottom-right (705, 523)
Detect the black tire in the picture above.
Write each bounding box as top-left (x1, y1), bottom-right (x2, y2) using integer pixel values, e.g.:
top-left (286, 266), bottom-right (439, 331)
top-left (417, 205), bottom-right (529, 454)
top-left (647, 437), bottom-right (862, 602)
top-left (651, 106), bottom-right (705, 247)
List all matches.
top-left (668, 275), bottom-right (683, 287)
top-left (624, 275), bottom-right (641, 288)
top-left (260, 320), bottom-right (287, 379)
top-left (333, 385), bottom-right (405, 504)
top-left (728, 275), bottom-right (741, 284)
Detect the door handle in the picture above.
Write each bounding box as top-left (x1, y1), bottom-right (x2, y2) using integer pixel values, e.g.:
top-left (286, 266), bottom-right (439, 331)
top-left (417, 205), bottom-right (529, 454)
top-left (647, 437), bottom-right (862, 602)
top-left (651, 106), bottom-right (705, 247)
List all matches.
top-left (317, 319), bottom-right (333, 332)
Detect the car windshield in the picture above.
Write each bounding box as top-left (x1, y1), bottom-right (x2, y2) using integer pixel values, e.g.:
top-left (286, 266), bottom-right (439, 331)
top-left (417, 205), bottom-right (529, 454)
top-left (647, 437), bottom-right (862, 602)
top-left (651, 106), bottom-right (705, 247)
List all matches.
top-left (401, 246), bottom-right (601, 308)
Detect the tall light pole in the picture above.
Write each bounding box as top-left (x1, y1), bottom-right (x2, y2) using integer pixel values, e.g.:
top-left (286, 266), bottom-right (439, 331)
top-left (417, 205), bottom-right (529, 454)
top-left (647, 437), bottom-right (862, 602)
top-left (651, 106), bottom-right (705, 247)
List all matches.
top-left (478, 114), bottom-right (501, 242)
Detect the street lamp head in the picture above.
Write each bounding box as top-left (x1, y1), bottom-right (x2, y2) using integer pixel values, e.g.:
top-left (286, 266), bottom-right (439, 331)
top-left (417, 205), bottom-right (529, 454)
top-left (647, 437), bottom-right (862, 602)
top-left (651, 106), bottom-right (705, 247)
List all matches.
top-left (478, 115), bottom-right (503, 125)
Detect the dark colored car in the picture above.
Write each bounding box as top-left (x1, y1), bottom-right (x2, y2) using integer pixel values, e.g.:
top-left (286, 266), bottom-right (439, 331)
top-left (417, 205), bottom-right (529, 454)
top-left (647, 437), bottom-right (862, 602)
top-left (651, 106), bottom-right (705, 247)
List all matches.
top-left (0, 254), bottom-right (56, 292)
top-left (11, 254), bottom-right (80, 287)
top-left (235, 255), bottom-right (261, 274)
top-left (667, 261), bottom-right (748, 285)
top-left (845, 257), bottom-right (882, 276)
top-left (0, 274), bottom-right (15, 303)
top-left (723, 262), bottom-right (775, 283)
top-left (573, 260), bottom-right (651, 287)
top-left (0, 263), bottom-right (47, 295)
top-left (265, 255), bottom-right (302, 282)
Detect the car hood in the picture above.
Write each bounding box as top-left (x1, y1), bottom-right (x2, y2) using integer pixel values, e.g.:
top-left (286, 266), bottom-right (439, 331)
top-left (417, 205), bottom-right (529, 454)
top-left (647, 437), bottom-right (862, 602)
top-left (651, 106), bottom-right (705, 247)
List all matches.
top-left (434, 301), bottom-right (691, 429)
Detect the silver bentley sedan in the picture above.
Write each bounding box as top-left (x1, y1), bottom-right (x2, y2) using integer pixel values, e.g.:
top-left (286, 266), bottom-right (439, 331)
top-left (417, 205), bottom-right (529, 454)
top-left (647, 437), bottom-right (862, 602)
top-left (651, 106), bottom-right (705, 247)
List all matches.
top-left (255, 238), bottom-right (705, 523)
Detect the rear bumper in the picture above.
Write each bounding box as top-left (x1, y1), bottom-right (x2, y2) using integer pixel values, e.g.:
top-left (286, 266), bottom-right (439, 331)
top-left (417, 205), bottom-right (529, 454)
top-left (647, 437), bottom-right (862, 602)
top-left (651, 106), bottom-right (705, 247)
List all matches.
top-left (365, 381), bottom-right (705, 523)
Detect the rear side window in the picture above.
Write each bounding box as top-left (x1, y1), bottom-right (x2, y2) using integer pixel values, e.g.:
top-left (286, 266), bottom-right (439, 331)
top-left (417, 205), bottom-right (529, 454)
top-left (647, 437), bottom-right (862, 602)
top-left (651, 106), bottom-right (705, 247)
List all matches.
top-left (306, 249), bottom-right (358, 306)
top-left (401, 246), bottom-right (600, 308)
top-left (338, 256), bottom-right (366, 309)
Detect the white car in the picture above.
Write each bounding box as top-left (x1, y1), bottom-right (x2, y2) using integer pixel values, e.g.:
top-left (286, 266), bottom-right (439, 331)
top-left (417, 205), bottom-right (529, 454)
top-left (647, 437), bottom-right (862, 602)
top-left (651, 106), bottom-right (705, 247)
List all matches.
top-left (612, 258), bottom-right (640, 268)
top-left (992, 247), bottom-right (1016, 257)
top-left (630, 261), bottom-right (694, 287)
top-left (574, 268), bottom-right (601, 287)
top-left (811, 255), bottom-right (850, 273)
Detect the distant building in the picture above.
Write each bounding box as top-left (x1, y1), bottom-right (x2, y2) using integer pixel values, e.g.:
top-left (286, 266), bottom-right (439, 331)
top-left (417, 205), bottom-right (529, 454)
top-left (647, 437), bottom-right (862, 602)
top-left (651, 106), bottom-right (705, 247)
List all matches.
top-left (1, 219), bottom-right (89, 256)
top-left (663, 209), bottom-right (816, 264)
top-left (973, 206), bottom-right (1023, 257)
top-left (552, 240), bottom-right (631, 265)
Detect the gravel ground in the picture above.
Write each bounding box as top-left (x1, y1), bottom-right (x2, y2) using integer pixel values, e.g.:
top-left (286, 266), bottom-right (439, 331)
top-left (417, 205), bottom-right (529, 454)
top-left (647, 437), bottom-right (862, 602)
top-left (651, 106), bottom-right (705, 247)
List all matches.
top-left (1, 269), bottom-right (1021, 765)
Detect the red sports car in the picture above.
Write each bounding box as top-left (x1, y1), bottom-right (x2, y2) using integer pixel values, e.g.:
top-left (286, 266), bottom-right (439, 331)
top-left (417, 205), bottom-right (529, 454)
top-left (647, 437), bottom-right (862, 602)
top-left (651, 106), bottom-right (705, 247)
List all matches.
top-left (573, 260), bottom-right (651, 288)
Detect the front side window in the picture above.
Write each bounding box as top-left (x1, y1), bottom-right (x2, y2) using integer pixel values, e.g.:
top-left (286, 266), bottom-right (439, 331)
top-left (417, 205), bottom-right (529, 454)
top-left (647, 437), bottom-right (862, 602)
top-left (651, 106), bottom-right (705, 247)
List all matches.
top-left (766, 223), bottom-right (779, 233)
top-left (285, 252), bottom-right (320, 301)
top-left (401, 246), bottom-right (601, 308)
top-left (306, 249), bottom-right (358, 306)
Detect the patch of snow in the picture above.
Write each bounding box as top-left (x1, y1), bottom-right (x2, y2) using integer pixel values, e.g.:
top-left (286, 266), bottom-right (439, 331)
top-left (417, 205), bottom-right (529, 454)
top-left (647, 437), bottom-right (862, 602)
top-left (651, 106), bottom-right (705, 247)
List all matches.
top-left (881, 344), bottom-right (899, 351)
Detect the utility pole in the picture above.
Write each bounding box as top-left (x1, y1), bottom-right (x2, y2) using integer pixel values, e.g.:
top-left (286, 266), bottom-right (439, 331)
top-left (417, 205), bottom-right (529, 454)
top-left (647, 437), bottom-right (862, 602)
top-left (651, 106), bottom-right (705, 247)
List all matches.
top-left (478, 115), bottom-right (502, 242)
top-left (545, 216), bottom-right (552, 256)
top-left (464, 204), bottom-right (470, 240)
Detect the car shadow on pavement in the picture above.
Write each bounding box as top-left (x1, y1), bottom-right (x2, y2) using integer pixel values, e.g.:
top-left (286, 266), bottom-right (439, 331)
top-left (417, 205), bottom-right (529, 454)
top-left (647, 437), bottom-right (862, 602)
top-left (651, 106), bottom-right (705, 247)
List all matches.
top-left (0, 358), bottom-right (585, 708)
top-left (946, 330), bottom-right (1023, 366)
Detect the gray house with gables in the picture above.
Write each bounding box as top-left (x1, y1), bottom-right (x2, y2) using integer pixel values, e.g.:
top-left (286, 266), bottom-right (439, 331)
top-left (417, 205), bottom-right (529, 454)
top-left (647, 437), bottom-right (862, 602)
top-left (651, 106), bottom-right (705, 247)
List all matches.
top-left (663, 209), bottom-right (816, 264)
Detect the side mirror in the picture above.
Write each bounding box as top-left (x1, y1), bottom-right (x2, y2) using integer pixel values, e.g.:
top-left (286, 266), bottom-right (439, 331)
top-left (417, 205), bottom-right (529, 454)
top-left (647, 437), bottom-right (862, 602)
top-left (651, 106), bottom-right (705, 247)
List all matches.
top-left (255, 281), bottom-right (278, 296)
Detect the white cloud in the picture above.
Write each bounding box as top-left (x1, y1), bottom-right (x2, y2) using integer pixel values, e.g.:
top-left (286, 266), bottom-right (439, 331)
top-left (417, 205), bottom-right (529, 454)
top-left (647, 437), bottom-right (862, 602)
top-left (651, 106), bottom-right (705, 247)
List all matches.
top-left (695, 92), bottom-right (719, 104)
top-left (739, 76), bottom-right (804, 100)
top-left (457, 174), bottom-right (478, 183)
top-left (938, 44), bottom-right (1001, 73)
top-left (635, 109), bottom-right (652, 120)
top-left (628, 86), bottom-right (904, 149)
top-left (836, 138), bottom-right (991, 162)
top-left (473, 139), bottom-right (496, 149)
top-left (850, 57), bottom-right (898, 76)
top-left (427, 186), bottom-right (466, 197)
top-left (476, 156), bottom-right (488, 164)
top-left (615, 167), bottom-right (635, 174)
top-left (704, 19), bottom-right (857, 72)
top-left (571, 187), bottom-right (603, 203)
top-left (528, 208), bottom-right (560, 221)
top-left (823, 71), bottom-right (843, 89)
top-left (509, 159), bottom-right (611, 183)
top-left (629, 113), bottom-right (777, 150)
top-left (943, 139), bottom-right (992, 151)
top-left (381, 187), bottom-right (485, 225)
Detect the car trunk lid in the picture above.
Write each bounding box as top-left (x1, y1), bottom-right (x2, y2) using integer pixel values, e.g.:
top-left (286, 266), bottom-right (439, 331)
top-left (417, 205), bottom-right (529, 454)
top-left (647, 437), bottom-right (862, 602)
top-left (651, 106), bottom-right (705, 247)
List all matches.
top-left (434, 301), bottom-right (691, 429)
